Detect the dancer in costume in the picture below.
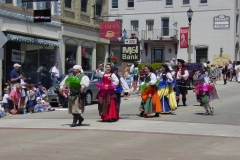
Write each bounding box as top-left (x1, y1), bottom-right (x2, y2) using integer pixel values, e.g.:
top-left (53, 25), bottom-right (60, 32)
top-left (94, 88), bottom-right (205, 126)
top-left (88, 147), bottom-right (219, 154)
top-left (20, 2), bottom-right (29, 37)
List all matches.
top-left (193, 66), bottom-right (210, 105)
top-left (235, 61), bottom-right (240, 83)
top-left (157, 64), bottom-right (177, 113)
top-left (194, 84), bottom-right (215, 115)
top-left (172, 59), bottom-right (189, 106)
top-left (59, 65), bottom-right (90, 127)
top-left (112, 66), bottom-right (130, 112)
top-left (138, 65), bottom-right (162, 117)
top-left (96, 64), bottom-right (119, 122)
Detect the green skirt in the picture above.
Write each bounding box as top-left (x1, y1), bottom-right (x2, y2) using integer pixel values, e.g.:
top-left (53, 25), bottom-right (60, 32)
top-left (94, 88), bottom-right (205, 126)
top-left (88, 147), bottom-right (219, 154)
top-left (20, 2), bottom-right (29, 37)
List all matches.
top-left (139, 97), bottom-right (153, 114)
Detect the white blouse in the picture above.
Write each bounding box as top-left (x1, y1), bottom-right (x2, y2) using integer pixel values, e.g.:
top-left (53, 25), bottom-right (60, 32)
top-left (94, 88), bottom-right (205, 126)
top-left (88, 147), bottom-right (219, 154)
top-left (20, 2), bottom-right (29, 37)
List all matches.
top-left (96, 70), bottom-right (119, 86)
top-left (158, 72), bottom-right (173, 82)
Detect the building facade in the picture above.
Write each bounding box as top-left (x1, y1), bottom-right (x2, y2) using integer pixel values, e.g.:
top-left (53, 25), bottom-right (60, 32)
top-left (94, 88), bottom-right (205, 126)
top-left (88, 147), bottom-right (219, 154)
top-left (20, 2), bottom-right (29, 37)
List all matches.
top-left (61, 0), bottom-right (109, 74)
top-left (0, 0), bottom-right (110, 96)
top-left (108, 0), bottom-right (240, 66)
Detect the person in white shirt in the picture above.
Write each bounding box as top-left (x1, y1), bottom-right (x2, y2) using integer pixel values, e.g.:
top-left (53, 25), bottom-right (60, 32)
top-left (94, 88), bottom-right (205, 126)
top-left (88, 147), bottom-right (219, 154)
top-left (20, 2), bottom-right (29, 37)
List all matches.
top-left (170, 58), bottom-right (176, 66)
top-left (51, 62), bottom-right (60, 85)
top-left (235, 61), bottom-right (240, 83)
top-left (172, 59), bottom-right (189, 106)
top-left (60, 65), bottom-right (90, 127)
top-left (2, 88), bottom-right (10, 115)
top-left (138, 65), bottom-right (161, 118)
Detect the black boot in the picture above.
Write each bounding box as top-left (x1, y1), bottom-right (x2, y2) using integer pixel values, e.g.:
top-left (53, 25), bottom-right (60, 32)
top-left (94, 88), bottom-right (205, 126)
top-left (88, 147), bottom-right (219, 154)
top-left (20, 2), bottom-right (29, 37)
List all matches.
top-left (78, 115), bottom-right (84, 126)
top-left (153, 113), bottom-right (159, 117)
top-left (182, 98), bottom-right (187, 106)
top-left (70, 114), bottom-right (78, 127)
top-left (224, 79), bottom-right (227, 85)
top-left (137, 111), bottom-right (144, 117)
top-left (176, 99), bottom-right (179, 106)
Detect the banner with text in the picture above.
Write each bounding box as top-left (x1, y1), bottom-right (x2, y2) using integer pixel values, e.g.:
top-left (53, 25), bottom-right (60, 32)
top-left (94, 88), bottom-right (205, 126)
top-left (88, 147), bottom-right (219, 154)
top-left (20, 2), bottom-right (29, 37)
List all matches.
top-left (180, 27), bottom-right (189, 49)
top-left (100, 21), bottom-right (121, 40)
top-left (34, 9), bottom-right (51, 22)
top-left (121, 45), bottom-right (140, 62)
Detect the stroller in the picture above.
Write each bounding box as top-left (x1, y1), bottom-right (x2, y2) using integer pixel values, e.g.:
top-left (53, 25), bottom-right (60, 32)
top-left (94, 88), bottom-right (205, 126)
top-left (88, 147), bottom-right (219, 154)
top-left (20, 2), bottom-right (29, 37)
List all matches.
top-left (54, 74), bottom-right (68, 108)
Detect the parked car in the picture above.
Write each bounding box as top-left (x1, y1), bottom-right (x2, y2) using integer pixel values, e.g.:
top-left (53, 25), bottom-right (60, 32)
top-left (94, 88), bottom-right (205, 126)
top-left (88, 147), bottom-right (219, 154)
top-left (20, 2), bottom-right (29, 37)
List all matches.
top-left (173, 63), bottom-right (202, 89)
top-left (47, 71), bottom-right (101, 106)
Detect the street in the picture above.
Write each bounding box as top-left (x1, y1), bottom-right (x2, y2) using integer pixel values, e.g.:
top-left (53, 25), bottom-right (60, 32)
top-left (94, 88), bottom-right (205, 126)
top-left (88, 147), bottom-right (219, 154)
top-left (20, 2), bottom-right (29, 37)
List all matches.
top-left (0, 81), bottom-right (240, 160)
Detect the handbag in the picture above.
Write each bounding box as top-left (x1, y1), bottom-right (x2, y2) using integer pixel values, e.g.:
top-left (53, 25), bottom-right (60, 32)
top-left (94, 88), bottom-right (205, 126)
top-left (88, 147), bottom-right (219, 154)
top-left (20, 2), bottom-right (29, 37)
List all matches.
top-left (201, 95), bottom-right (210, 104)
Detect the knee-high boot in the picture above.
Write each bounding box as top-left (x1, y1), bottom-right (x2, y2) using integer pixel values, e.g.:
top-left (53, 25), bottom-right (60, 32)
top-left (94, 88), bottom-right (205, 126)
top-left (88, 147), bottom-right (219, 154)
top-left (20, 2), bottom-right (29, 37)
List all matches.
top-left (78, 114), bottom-right (84, 126)
top-left (182, 98), bottom-right (187, 106)
top-left (70, 114), bottom-right (78, 127)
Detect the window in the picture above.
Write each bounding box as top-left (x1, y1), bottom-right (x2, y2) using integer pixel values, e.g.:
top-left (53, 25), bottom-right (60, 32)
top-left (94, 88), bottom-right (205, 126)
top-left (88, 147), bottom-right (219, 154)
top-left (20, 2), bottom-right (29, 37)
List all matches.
top-left (96, 0), bottom-right (102, 16)
top-left (131, 21), bottom-right (139, 31)
top-left (65, 0), bottom-right (71, 8)
top-left (81, 0), bottom-right (88, 12)
top-left (200, 0), bottom-right (207, 4)
top-left (26, 2), bottom-right (33, 9)
top-left (112, 49), bottom-right (122, 65)
top-left (237, 0), bottom-right (239, 8)
top-left (196, 48), bottom-right (208, 63)
top-left (183, 0), bottom-right (190, 5)
top-left (146, 21), bottom-right (154, 31)
top-left (46, 2), bottom-right (51, 9)
top-left (236, 15), bottom-right (239, 33)
top-left (166, 0), bottom-right (172, 5)
top-left (6, 0), bottom-right (12, 4)
top-left (128, 0), bottom-right (134, 8)
top-left (162, 18), bottom-right (169, 36)
top-left (112, 0), bottom-right (118, 8)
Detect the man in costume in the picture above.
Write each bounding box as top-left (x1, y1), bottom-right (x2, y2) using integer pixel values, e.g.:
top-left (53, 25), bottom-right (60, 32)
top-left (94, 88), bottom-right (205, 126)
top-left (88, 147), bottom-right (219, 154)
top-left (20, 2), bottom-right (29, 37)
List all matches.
top-left (173, 59), bottom-right (189, 106)
top-left (60, 65), bottom-right (90, 127)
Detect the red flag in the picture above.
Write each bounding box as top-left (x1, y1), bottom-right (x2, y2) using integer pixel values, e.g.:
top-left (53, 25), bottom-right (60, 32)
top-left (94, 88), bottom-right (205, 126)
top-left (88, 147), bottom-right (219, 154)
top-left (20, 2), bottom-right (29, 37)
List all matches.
top-left (180, 27), bottom-right (189, 48)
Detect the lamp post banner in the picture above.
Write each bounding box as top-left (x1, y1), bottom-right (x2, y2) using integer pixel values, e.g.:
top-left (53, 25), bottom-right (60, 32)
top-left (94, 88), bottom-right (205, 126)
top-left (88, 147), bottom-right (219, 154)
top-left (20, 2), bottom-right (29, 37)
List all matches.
top-left (180, 27), bottom-right (189, 49)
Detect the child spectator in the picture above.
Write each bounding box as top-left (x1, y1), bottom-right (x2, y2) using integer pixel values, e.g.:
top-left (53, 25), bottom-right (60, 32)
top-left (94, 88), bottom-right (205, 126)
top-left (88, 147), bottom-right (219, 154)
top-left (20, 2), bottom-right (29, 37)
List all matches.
top-left (41, 94), bottom-right (55, 112)
top-left (26, 84), bottom-right (36, 114)
top-left (2, 88), bottom-right (10, 116)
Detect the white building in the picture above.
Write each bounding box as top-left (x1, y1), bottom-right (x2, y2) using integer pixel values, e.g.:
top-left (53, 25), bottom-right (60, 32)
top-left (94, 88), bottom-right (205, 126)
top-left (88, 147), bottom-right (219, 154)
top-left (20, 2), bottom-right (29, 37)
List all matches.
top-left (108, 0), bottom-right (239, 66)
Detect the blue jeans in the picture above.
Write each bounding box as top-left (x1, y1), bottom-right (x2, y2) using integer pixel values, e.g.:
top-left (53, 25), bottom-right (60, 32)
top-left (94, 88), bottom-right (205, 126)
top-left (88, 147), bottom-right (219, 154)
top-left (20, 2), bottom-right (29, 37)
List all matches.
top-left (51, 76), bottom-right (58, 85)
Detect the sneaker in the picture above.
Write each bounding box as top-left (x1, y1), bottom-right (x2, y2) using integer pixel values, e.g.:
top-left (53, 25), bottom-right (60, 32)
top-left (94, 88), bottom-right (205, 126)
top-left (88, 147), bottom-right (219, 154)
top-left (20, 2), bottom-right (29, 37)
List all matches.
top-left (210, 107), bottom-right (214, 115)
top-left (203, 112), bottom-right (210, 116)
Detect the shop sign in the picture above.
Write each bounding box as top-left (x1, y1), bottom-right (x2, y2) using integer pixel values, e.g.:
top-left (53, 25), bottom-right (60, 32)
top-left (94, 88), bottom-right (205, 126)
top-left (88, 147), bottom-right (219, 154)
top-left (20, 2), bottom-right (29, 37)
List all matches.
top-left (99, 21), bottom-right (121, 40)
top-left (213, 15), bottom-right (230, 29)
top-left (124, 39), bottom-right (137, 44)
top-left (34, 9), bottom-right (51, 23)
top-left (7, 34), bottom-right (60, 47)
top-left (180, 27), bottom-right (189, 49)
top-left (121, 45), bottom-right (140, 62)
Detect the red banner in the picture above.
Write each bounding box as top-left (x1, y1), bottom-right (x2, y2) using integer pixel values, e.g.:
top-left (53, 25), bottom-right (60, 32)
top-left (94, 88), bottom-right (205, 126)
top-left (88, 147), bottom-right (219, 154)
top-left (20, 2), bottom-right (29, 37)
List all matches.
top-left (180, 27), bottom-right (189, 48)
top-left (100, 21), bottom-right (121, 40)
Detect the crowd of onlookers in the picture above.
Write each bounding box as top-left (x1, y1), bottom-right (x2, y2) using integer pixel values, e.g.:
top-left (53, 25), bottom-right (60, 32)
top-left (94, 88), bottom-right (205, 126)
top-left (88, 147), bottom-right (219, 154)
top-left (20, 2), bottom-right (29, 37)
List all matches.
top-left (0, 63), bottom-right (58, 118)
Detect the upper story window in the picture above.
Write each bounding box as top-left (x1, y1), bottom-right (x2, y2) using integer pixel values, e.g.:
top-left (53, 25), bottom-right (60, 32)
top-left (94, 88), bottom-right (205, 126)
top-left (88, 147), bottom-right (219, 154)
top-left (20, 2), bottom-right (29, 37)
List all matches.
top-left (166, 0), bottom-right (173, 5)
top-left (96, 0), bottom-right (102, 16)
top-left (46, 2), bottom-right (51, 9)
top-left (128, 0), bottom-right (134, 8)
top-left (236, 0), bottom-right (239, 8)
top-left (81, 0), bottom-right (88, 12)
top-left (146, 21), bottom-right (154, 31)
top-left (6, 0), bottom-right (12, 4)
top-left (183, 0), bottom-right (190, 5)
top-left (162, 18), bottom-right (169, 36)
top-left (131, 21), bottom-right (139, 31)
top-left (65, 0), bottom-right (72, 8)
top-left (112, 0), bottom-right (118, 8)
top-left (200, 0), bottom-right (207, 4)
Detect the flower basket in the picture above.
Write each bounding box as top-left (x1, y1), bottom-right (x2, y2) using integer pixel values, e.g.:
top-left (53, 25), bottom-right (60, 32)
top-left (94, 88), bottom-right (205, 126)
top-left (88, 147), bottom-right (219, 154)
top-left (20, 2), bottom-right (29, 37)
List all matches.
top-left (110, 55), bottom-right (119, 63)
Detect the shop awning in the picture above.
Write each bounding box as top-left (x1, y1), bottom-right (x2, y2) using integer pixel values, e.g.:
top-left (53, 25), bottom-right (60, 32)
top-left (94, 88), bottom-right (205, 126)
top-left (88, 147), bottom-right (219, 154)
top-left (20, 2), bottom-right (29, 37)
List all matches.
top-left (7, 34), bottom-right (60, 47)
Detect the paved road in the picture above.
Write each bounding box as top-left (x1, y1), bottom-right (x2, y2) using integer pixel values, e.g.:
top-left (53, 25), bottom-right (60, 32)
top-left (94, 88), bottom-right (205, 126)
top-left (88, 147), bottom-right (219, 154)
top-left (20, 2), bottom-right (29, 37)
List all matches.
top-left (0, 81), bottom-right (239, 160)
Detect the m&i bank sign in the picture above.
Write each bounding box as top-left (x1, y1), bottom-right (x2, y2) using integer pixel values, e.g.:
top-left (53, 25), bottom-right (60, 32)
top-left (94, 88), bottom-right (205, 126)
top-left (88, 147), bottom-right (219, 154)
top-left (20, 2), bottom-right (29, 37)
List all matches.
top-left (121, 45), bottom-right (140, 62)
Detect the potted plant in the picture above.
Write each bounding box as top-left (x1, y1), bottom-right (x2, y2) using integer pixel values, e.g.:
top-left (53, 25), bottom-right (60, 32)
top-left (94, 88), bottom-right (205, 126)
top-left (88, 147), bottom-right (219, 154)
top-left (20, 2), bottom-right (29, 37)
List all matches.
top-left (160, 36), bottom-right (163, 40)
top-left (110, 55), bottom-right (119, 64)
top-left (148, 37), bottom-right (151, 40)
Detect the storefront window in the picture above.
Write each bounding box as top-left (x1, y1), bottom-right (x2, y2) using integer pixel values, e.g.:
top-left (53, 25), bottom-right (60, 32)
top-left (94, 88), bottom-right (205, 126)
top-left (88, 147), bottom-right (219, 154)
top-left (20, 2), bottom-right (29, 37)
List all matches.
top-left (5, 41), bottom-right (55, 89)
top-left (65, 45), bottom-right (77, 73)
top-left (112, 49), bottom-right (122, 66)
top-left (82, 47), bottom-right (92, 71)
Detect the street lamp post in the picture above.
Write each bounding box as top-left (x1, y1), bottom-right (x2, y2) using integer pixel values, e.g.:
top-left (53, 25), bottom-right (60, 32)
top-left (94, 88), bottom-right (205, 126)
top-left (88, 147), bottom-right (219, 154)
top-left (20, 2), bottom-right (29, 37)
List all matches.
top-left (187, 8), bottom-right (193, 63)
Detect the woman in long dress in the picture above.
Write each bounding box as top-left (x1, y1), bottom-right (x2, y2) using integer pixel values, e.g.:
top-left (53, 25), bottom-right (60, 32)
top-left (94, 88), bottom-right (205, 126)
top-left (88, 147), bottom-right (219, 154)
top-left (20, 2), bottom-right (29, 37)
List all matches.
top-left (96, 64), bottom-right (119, 122)
top-left (157, 64), bottom-right (177, 113)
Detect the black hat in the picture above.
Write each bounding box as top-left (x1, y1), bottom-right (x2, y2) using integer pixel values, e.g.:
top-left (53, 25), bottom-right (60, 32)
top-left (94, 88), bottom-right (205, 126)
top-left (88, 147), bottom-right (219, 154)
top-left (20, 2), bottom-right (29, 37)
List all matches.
top-left (177, 59), bottom-right (185, 64)
top-left (112, 66), bottom-right (118, 71)
top-left (236, 61), bottom-right (240, 65)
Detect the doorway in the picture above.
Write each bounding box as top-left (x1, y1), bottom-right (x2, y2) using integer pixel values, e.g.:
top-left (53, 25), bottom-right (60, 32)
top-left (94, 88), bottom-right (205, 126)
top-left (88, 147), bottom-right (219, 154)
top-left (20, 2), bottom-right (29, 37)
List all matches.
top-left (196, 48), bottom-right (208, 63)
top-left (151, 48), bottom-right (164, 63)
